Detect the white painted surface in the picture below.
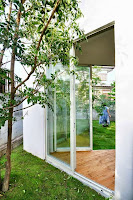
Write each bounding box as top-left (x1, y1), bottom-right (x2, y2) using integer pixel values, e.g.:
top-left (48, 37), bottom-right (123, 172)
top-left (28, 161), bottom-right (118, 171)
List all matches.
top-left (70, 44), bottom-right (76, 172)
top-left (89, 66), bottom-right (93, 150)
top-left (115, 1), bottom-right (133, 200)
top-left (23, 102), bottom-right (45, 159)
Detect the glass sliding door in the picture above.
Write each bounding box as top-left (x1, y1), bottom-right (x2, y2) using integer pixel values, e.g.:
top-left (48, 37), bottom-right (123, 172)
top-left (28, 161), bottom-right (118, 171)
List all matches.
top-left (46, 64), bottom-right (92, 169)
top-left (75, 66), bottom-right (91, 149)
top-left (47, 63), bottom-right (70, 165)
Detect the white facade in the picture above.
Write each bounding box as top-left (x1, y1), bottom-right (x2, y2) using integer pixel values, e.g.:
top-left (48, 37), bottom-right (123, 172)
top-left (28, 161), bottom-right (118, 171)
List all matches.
top-left (115, 1), bottom-right (133, 199)
top-left (23, 1), bottom-right (133, 199)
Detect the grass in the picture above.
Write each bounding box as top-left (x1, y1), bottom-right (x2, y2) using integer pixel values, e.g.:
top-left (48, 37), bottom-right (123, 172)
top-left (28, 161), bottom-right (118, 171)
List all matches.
top-left (93, 120), bottom-right (115, 150)
top-left (0, 145), bottom-right (107, 200)
top-left (57, 120), bottom-right (115, 150)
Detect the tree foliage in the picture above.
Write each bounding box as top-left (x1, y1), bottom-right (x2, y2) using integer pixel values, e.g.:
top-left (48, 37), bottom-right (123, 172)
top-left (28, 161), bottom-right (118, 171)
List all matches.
top-left (0, 0), bottom-right (84, 191)
top-left (0, 0), bottom-right (83, 128)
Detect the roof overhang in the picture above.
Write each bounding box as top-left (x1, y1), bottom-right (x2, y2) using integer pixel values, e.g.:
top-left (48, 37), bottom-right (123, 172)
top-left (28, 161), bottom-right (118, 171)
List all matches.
top-left (74, 22), bottom-right (115, 67)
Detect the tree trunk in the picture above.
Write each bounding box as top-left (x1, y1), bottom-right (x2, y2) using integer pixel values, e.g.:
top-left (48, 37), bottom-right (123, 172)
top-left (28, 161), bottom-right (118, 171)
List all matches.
top-left (0, 169), bottom-right (2, 190)
top-left (0, 48), bottom-right (5, 67)
top-left (0, 2), bottom-right (13, 189)
top-left (2, 49), bottom-right (15, 191)
top-left (2, 108), bottom-right (13, 192)
top-left (1, 0), bottom-right (23, 191)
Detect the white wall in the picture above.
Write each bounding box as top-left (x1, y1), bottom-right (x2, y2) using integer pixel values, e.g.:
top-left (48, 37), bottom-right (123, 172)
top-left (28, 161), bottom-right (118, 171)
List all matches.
top-left (22, 68), bottom-right (45, 160)
top-left (23, 103), bottom-right (45, 160)
top-left (115, 1), bottom-right (133, 200)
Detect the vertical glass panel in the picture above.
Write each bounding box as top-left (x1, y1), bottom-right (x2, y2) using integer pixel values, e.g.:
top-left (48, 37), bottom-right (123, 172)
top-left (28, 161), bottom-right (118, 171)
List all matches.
top-left (75, 66), bottom-right (90, 147)
top-left (47, 64), bottom-right (70, 165)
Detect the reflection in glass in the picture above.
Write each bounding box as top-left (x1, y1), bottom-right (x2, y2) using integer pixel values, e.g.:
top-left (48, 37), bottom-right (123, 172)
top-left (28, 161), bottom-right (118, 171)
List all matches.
top-left (47, 64), bottom-right (70, 165)
top-left (75, 66), bottom-right (90, 148)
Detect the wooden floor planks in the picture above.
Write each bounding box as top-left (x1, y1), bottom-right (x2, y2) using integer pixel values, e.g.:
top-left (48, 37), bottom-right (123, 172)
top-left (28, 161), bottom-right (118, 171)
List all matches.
top-left (50, 149), bottom-right (115, 190)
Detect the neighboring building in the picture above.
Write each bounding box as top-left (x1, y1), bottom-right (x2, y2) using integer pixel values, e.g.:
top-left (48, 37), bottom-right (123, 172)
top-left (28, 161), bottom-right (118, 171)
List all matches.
top-left (93, 85), bottom-right (112, 97)
top-left (93, 66), bottom-right (115, 98)
top-left (92, 67), bottom-right (115, 121)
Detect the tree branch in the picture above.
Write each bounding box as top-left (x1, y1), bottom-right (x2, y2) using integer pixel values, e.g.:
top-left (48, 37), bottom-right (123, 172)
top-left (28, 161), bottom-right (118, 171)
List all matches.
top-left (13, 104), bottom-right (34, 112)
top-left (14, 0), bottom-right (61, 93)
top-left (22, 64), bottom-right (29, 75)
top-left (25, 5), bottom-right (33, 13)
top-left (4, 69), bottom-right (65, 111)
top-left (4, 67), bottom-right (65, 111)
top-left (1, 60), bottom-right (11, 67)
top-left (4, 86), bottom-right (43, 110)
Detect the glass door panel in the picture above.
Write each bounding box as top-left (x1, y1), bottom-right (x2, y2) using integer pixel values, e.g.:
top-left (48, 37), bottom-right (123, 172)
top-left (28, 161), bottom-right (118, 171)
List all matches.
top-left (75, 66), bottom-right (90, 148)
top-left (47, 64), bottom-right (70, 165)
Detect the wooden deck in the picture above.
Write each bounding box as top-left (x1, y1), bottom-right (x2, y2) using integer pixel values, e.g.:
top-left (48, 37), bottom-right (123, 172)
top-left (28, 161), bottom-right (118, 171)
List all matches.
top-left (51, 149), bottom-right (115, 190)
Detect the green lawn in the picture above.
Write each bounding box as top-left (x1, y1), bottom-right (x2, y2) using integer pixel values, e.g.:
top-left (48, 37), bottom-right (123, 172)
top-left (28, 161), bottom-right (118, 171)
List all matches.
top-left (93, 120), bottom-right (115, 150)
top-left (0, 145), bottom-right (107, 200)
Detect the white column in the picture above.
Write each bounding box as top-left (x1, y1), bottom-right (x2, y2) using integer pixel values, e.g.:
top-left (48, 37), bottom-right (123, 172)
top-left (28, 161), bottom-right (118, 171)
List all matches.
top-left (115, 2), bottom-right (133, 199)
top-left (70, 44), bottom-right (76, 172)
top-left (54, 83), bottom-right (57, 152)
top-left (89, 65), bottom-right (93, 150)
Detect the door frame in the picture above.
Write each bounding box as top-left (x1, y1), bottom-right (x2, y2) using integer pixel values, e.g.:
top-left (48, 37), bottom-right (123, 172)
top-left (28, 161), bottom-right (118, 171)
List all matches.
top-left (57, 63), bottom-right (93, 153)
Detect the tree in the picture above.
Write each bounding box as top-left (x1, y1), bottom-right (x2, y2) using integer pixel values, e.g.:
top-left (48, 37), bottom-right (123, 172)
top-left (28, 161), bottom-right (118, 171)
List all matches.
top-left (108, 81), bottom-right (115, 101)
top-left (0, 0), bottom-right (83, 191)
top-left (94, 81), bottom-right (115, 116)
top-left (92, 66), bottom-right (102, 104)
